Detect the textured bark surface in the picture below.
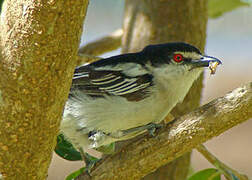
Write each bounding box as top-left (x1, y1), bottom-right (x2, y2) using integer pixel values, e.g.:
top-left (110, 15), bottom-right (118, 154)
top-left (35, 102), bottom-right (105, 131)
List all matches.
top-left (0, 0), bottom-right (89, 179)
top-left (77, 82), bottom-right (252, 180)
top-left (142, 152), bottom-right (191, 180)
top-left (122, 0), bottom-right (208, 179)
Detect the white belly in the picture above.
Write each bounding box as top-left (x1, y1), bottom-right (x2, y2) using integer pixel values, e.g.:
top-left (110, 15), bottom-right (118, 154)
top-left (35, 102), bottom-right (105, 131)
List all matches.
top-left (60, 68), bottom-right (203, 148)
top-left (63, 93), bottom-right (163, 134)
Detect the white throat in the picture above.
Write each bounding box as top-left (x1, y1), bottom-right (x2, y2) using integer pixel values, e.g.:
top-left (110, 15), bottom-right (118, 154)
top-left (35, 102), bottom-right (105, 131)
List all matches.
top-left (151, 64), bottom-right (203, 117)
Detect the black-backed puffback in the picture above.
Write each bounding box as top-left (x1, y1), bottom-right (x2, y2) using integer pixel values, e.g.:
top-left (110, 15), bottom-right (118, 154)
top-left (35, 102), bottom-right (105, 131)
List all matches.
top-left (60, 42), bottom-right (222, 168)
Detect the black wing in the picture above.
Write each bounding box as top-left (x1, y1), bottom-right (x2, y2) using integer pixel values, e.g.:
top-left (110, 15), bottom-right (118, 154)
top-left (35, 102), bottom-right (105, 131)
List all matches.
top-left (70, 63), bottom-right (153, 102)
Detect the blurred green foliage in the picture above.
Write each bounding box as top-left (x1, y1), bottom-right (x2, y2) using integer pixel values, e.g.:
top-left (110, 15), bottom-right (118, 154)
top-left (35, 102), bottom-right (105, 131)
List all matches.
top-left (65, 167), bottom-right (86, 180)
top-left (209, 0), bottom-right (251, 18)
top-left (187, 168), bottom-right (221, 180)
top-left (0, 0), bottom-right (4, 13)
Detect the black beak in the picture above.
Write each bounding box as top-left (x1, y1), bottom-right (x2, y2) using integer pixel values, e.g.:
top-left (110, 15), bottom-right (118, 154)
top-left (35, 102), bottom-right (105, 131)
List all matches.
top-left (191, 55), bottom-right (222, 68)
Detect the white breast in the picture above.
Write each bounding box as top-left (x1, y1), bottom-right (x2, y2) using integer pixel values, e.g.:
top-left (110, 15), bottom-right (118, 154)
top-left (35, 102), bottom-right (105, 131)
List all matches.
top-left (61, 65), bottom-right (203, 148)
top-left (152, 64), bottom-right (203, 117)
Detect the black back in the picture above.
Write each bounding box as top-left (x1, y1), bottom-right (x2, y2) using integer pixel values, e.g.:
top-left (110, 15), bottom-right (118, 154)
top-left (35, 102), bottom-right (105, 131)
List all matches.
top-left (75, 42), bottom-right (201, 72)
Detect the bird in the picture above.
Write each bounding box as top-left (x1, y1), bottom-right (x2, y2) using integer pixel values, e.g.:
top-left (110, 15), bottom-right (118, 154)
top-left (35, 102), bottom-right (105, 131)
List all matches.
top-left (60, 42), bottom-right (221, 158)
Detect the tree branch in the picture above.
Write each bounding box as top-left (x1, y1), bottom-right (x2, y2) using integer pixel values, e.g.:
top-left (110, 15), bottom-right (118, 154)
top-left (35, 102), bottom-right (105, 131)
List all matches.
top-left (76, 29), bottom-right (122, 66)
top-left (76, 54), bottom-right (101, 66)
top-left (0, 0), bottom-right (89, 179)
top-left (196, 144), bottom-right (248, 180)
top-left (77, 82), bottom-right (252, 180)
top-left (78, 29), bottom-right (122, 56)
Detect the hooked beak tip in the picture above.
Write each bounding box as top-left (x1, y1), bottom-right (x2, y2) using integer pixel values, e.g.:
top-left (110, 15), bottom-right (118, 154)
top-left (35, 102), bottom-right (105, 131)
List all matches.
top-left (202, 55), bottom-right (222, 65)
top-left (189, 55), bottom-right (222, 71)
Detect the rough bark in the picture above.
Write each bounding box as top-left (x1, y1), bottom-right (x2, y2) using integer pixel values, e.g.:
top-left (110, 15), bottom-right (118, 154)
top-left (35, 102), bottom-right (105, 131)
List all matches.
top-left (121, 0), bottom-right (208, 179)
top-left (77, 82), bottom-right (252, 180)
top-left (141, 152), bottom-right (191, 180)
top-left (0, 0), bottom-right (89, 179)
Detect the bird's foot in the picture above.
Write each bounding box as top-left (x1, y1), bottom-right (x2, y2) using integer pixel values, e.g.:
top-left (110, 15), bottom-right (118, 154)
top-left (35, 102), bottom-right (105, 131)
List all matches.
top-left (107, 123), bottom-right (163, 139)
top-left (147, 123), bottom-right (163, 136)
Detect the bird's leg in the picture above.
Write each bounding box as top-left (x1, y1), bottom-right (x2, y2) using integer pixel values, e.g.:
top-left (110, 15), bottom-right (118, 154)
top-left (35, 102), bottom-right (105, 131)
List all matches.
top-left (108, 123), bottom-right (163, 138)
top-left (147, 123), bottom-right (163, 136)
top-left (146, 123), bottom-right (163, 136)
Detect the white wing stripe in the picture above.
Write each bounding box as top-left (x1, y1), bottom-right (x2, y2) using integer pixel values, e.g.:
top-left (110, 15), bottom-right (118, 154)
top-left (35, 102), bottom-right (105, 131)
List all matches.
top-left (91, 76), bottom-right (121, 85)
top-left (104, 81), bottom-right (137, 93)
top-left (113, 84), bottom-right (141, 95)
top-left (113, 82), bottom-right (143, 94)
top-left (73, 74), bottom-right (89, 79)
top-left (75, 72), bottom-right (88, 76)
top-left (113, 82), bottom-right (151, 95)
top-left (99, 80), bottom-right (128, 90)
top-left (100, 79), bottom-right (137, 91)
top-left (136, 83), bottom-right (150, 89)
top-left (91, 74), bottom-right (116, 82)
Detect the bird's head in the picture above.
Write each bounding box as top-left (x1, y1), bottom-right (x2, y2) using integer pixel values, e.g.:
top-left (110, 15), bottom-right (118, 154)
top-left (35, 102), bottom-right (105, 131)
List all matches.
top-left (141, 42), bottom-right (221, 79)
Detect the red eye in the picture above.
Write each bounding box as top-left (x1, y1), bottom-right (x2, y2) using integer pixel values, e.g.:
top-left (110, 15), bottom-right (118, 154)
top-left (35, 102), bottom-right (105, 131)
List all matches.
top-left (173, 54), bottom-right (184, 63)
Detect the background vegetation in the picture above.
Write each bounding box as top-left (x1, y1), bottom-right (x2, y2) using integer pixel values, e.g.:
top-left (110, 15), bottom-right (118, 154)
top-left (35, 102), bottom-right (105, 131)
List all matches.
top-left (0, 0), bottom-right (251, 180)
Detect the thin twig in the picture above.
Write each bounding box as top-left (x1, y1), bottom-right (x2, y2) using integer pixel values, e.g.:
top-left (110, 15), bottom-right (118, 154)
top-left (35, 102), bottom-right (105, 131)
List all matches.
top-left (78, 29), bottom-right (123, 56)
top-left (76, 54), bottom-right (101, 66)
top-left (196, 144), bottom-right (249, 180)
top-left (76, 29), bottom-right (123, 66)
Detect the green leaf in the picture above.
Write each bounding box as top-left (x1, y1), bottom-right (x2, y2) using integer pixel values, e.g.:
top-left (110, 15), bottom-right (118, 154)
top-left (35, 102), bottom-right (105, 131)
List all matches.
top-left (208, 0), bottom-right (251, 18)
top-left (187, 168), bottom-right (221, 180)
top-left (65, 167), bottom-right (86, 180)
top-left (54, 134), bottom-right (82, 161)
top-left (0, 0), bottom-right (4, 13)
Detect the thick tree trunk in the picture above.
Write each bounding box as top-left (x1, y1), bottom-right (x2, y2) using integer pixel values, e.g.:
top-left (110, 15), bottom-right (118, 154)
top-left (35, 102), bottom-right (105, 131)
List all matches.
top-left (122, 0), bottom-right (207, 179)
top-left (0, 0), bottom-right (89, 179)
